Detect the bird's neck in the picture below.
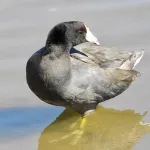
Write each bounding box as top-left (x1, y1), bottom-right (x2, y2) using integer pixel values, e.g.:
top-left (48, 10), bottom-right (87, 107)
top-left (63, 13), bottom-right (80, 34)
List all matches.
top-left (43, 33), bottom-right (72, 57)
top-left (40, 42), bottom-right (72, 86)
top-left (45, 43), bottom-right (71, 58)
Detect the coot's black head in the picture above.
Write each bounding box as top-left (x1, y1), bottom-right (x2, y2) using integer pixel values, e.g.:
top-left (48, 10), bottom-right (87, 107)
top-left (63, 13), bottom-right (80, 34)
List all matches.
top-left (46, 21), bottom-right (99, 48)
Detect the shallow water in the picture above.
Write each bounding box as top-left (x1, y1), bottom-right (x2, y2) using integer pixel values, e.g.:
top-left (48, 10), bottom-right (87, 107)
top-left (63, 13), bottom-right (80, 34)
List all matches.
top-left (0, 0), bottom-right (150, 149)
top-left (39, 107), bottom-right (150, 150)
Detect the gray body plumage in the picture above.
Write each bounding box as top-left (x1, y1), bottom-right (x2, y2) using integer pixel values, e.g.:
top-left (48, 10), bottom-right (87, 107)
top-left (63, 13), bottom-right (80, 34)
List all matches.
top-left (26, 44), bottom-right (140, 113)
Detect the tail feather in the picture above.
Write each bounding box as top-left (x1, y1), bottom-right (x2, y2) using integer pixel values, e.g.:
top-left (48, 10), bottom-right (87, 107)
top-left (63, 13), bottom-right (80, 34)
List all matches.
top-left (119, 50), bottom-right (144, 70)
top-left (132, 50), bottom-right (145, 68)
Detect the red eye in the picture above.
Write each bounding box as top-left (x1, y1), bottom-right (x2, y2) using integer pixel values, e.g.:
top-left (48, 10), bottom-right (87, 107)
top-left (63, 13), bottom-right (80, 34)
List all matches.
top-left (78, 28), bottom-right (83, 33)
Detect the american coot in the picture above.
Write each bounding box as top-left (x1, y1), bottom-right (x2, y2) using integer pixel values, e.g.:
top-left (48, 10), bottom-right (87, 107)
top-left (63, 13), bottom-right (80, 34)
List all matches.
top-left (26, 21), bottom-right (144, 114)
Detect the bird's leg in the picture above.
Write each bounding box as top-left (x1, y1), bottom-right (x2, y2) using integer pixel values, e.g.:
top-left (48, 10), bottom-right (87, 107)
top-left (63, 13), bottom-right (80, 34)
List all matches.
top-left (80, 109), bottom-right (94, 129)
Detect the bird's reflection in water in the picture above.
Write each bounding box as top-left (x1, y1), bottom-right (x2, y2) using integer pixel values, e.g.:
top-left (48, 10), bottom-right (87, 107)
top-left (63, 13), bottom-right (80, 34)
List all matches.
top-left (38, 106), bottom-right (150, 150)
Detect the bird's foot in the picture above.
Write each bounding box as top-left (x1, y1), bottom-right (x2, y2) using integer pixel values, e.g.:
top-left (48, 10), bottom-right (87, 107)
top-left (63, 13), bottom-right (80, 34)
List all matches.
top-left (84, 109), bottom-right (94, 116)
